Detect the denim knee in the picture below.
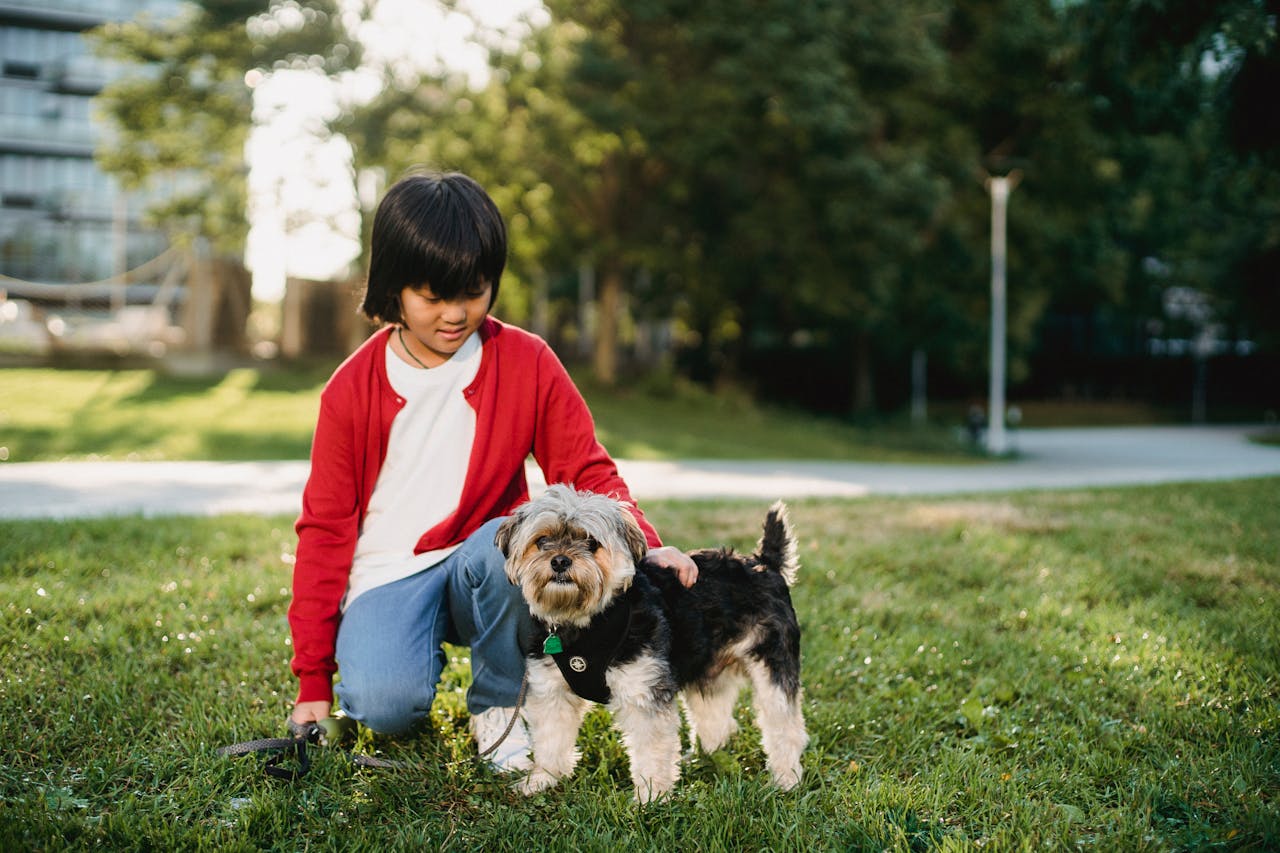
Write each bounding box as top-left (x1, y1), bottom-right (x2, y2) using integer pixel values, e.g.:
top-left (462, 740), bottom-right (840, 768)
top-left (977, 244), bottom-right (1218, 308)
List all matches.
top-left (335, 672), bottom-right (435, 736)
top-left (459, 517), bottom-right (511, 590)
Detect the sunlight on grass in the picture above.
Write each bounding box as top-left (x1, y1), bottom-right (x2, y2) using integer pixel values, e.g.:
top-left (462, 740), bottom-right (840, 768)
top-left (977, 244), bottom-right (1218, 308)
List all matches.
top-left (0, 366), bottom-right (978, 463)
top-left (0, 367), bottom-right (327, 462)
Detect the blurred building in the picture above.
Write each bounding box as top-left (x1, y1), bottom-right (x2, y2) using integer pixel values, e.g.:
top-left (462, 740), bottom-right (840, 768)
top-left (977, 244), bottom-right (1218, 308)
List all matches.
top-left (0, 0), bottom-right (177, 285)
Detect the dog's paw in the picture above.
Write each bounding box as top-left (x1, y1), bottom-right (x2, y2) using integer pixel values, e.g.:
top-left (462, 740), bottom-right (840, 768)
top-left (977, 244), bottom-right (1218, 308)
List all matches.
top-left (770, 764), bottom-right (803, 790)
top-left (513, 768), bottom-right (560, 796)
top-left (632, 779), bottom-right (674, 805)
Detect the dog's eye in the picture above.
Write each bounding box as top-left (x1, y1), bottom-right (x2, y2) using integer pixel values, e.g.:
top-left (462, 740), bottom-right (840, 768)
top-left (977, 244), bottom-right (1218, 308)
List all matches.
top-left (585, 537), bottom-right (599, 552)
top-left (535, 536), bottom-right (550, 549)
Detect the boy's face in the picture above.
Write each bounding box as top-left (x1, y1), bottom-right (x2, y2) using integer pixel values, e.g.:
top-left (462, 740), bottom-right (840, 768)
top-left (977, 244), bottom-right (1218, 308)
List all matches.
top-left (398, 280), bottom-right (492, 367)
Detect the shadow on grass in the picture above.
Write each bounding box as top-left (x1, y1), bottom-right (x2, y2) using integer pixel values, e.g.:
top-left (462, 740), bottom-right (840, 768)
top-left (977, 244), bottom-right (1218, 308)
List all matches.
top-left (113, 371), bottom-right (221, 405)
top-left (110, 364), bottom-right (330, 406)
top-left (247, 362), bottom-right (334, 393)
top-left (200, 430), bottom-right (312, 461)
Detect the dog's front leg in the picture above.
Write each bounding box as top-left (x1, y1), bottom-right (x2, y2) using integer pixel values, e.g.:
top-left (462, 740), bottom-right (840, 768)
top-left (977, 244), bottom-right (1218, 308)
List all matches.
top-left (611, 697), bottom-right (682, 804)
top-left (607, 659), bottom-right (683, 803)
top-left (516, 659), bottom-right (588, 796)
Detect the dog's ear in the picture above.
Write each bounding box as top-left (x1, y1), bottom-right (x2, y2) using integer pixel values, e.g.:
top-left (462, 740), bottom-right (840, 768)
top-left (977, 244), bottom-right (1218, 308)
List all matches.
top-left (494, 514), bottom-right (516, 557)
top-left (494, 514), bottom-right (522, 585)
top-left (621, 509), bottom-right (650, 566)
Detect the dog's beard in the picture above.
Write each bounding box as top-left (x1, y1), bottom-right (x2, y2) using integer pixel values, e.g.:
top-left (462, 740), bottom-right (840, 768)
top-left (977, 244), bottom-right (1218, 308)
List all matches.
top-left (514, 544), bottom-right (636, 626)
top-left (516, 553), bottom-right (613, 625)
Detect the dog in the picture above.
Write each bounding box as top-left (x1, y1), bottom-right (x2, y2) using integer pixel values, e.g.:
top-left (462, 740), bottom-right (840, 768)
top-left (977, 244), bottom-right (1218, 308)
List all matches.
top-left (495, 484), bottom-right (807, 803)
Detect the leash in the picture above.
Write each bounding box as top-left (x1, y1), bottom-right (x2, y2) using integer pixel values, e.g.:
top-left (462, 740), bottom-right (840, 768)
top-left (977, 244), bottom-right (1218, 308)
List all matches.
top-left (217, 719), bottom-right (407, 780)
top-left (216, 720), bottom-right (318, 781)
top-left (476, 670), bottom-right (529, 759)
top-left (218, 671), bottom-right (528, 780)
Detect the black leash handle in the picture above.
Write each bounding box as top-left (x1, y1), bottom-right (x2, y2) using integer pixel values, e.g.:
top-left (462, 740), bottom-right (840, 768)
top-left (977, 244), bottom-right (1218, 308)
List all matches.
top-left (217, 719), bottom-right (318, 781)
top-left (218, 719), bottom-right (408, 779)
top-left (219, 687), bottom-right (533, 778)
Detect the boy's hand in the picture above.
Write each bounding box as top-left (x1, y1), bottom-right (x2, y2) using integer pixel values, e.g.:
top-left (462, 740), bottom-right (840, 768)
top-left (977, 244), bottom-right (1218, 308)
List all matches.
top-left (291, 700), bottom-right (333, 727)
top-left (644, 545), bottom-right (699, 587)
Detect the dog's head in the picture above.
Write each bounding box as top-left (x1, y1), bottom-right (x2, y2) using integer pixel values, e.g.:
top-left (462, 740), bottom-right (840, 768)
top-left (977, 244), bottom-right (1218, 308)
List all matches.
top-left (495, 485), bottom-right (650, 626)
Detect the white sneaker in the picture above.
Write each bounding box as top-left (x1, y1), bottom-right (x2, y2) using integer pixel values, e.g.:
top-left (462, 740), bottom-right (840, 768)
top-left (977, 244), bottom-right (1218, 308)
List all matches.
top-left (469, 706), bottom-right (533, 773)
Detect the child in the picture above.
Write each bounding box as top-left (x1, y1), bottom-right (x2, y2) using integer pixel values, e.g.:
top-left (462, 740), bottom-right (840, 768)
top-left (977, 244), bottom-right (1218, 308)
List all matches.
top-left (287, 171), bottom-right (696, 770)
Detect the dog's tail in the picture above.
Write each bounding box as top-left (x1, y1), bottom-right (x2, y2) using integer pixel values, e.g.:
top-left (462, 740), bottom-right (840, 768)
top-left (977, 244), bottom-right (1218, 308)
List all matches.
top-left (756, 500), bottom-right (799, 586)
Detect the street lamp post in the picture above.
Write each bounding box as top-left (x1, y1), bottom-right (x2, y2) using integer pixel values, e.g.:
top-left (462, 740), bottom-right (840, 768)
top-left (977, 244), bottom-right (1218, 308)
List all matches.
top-left (987, 175), bottom-right (1012, 456)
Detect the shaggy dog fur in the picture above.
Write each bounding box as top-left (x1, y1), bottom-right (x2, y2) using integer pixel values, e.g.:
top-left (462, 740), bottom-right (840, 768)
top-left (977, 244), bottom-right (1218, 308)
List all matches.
top-left (496, 485), bottom-right (807, 802)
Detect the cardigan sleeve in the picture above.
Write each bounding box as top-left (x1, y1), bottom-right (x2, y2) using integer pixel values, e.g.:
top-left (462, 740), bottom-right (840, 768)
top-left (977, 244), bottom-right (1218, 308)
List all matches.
top-left (289, 383), bottom-right (362, 705)
top-left (529, 342), bottom-right (663, 548)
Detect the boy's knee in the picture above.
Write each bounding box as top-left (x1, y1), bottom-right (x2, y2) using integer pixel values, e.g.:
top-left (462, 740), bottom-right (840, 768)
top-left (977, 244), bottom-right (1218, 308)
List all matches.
top-left (462, 517), bottom-right (510, 589)
top-left (336, 674), bottom-right (435, 735)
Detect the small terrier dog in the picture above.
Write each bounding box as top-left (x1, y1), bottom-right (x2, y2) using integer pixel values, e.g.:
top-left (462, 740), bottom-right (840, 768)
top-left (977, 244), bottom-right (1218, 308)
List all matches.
top-left (495, 485), bottom-right (807, 802)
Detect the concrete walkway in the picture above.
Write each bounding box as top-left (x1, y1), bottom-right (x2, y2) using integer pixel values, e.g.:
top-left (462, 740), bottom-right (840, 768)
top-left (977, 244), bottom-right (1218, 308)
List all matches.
top-left (1, 426), bottom-right (1277, 520)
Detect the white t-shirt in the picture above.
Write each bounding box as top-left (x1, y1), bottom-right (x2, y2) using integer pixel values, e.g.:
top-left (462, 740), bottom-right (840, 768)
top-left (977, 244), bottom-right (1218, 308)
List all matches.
top-left (343, 332), bottom-right (482, 608)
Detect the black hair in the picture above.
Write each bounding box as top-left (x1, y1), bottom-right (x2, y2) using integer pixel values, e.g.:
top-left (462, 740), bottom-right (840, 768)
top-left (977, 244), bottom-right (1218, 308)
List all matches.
top-left (360, 171), bottom-right (507, 324)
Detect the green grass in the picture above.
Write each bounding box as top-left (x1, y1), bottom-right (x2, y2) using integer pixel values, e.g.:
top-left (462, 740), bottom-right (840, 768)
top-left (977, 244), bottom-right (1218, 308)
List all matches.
top-left (2, 480), bottom-right (1278, 850)
top-left (0, 365), bottom-right (979, 464)
top-left (0, 366), bottom-right (331, 463)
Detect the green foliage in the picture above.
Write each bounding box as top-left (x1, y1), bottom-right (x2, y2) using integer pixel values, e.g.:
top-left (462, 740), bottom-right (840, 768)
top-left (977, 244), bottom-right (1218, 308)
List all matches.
top-left (334, 1), bottom-right (1223, 404)
top-left (2, 480), bottom-right (1278, 848)
top-left (87, 0), bottom-right (1279, 406)
top-left (90, 1), bottom-right (361, 252)
top-left (1035, 0), bottom-right (1280, 355)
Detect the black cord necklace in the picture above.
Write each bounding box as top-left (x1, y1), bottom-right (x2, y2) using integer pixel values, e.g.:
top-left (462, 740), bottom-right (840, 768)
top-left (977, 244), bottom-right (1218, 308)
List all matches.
top-left (397, 326), bottom-right (430, 369)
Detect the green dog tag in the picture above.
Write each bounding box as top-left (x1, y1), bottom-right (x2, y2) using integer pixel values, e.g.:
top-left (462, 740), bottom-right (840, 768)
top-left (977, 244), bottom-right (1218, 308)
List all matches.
top-left (543, 634), bottom-right (563, 655)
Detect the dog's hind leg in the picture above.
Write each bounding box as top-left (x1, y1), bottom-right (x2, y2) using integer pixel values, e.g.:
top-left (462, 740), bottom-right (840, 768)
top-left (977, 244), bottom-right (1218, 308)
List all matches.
top-left (516, 660), bottom-right (589, 795)
top-left (744, 658), bottom-right (808, 790)
top-left (681, 671), bottom-right (742, 754)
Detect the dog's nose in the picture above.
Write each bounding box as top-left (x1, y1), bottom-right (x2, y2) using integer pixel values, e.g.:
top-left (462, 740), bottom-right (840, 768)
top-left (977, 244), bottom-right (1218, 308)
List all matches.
top-left (550, 554), bottom-right (572, 574)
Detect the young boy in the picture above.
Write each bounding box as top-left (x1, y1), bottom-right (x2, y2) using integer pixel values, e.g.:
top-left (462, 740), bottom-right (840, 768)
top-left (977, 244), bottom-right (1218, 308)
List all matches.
top-left (287, 171), bottom-right (696, 770)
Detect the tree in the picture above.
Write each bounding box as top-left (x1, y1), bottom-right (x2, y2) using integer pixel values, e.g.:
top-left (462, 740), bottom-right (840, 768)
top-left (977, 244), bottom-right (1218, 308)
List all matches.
top-left (329, 0), bottom-right (1277, 415)
top-left (542, 0), bottom-right (958, 408)
top-left (91, 1), bottom-right (361, 254)
top-left (1026, 0), bottom-right (1280, 410)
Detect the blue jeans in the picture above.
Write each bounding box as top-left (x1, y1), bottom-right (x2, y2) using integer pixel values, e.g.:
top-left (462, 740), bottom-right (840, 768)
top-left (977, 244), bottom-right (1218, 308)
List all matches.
top-left (333, 517), bottom-right (529, 734)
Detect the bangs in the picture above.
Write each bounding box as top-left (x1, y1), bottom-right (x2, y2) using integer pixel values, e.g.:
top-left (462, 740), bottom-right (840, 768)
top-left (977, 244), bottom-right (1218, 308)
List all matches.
top-left (385, 189), bottom-right (505, 299)
top-left (362, 172), bottom-right (506, 323)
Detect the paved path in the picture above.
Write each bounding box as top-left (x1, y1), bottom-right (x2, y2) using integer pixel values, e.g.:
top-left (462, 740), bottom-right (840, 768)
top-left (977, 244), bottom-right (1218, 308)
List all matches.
top-left (1, 426), bottom-right (1277, 520)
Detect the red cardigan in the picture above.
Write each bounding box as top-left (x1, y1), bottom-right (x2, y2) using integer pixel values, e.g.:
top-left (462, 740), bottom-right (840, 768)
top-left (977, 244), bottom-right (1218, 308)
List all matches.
top-left (288, 317), bottom-right (661, 704)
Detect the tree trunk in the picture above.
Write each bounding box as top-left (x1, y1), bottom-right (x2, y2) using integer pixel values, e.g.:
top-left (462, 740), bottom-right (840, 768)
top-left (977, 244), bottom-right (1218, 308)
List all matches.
top-left (531, 271), bottom-right (550, 341)
top-left (578, 260), bottom-right (595, 360)
top-left (594, 263), bottom-right (622, 385)
top-left (852, 330), bottom-right (875, 415)
top-left (911, 348), bottom-right (927, 426)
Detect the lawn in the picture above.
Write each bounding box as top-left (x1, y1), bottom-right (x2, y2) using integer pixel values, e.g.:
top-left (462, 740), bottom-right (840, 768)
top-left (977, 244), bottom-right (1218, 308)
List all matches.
top-left (0, 364), bottom-right (981, 464)
top-left (2, 479), bottom-right (1277, 850)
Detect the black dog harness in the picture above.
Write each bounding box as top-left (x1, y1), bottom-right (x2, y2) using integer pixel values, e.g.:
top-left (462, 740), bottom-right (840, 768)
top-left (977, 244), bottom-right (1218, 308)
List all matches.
top-left (540, 586), bottom-right (636, 704)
